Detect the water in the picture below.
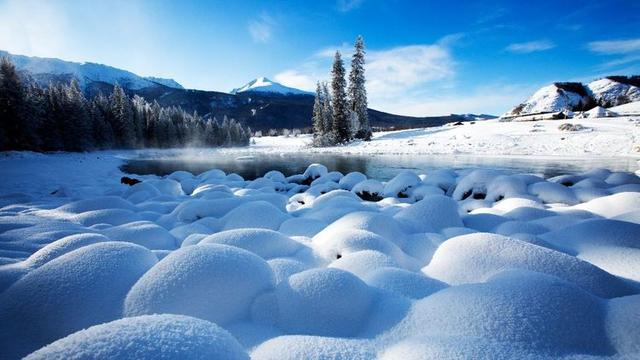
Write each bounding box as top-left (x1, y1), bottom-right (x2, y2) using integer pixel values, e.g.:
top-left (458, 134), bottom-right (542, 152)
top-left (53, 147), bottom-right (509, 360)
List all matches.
top-left (120, 152), bottom-right (639, 181)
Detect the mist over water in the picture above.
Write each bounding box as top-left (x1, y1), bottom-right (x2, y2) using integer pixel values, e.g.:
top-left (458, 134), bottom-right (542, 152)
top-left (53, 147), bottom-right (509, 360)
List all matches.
top-left (121, 152), bottom-right (640, 180)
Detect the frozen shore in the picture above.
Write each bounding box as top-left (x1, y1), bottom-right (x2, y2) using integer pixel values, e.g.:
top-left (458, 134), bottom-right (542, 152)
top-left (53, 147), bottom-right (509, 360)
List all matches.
top-left (0, 129), bottom-right (640, 358)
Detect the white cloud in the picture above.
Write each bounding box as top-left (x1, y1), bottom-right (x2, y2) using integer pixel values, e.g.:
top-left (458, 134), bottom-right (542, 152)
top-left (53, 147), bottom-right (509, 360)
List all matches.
top-left (274, 70), bottom-right (318, 92)
top-left (248, 13), bottom-right (274, 43)
top-left (505, 40), bottom-right (556, 54)
top-left (587, 38), bottom-right (640, 55)
top-left (336, 0), bottom-right (364, 12)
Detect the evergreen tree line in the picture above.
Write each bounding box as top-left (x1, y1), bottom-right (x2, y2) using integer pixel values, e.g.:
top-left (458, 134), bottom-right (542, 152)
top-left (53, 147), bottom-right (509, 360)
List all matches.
top-left (312, 35), bottom-right (372, 146)
top-left (0, 57), bottom-right (251, 152)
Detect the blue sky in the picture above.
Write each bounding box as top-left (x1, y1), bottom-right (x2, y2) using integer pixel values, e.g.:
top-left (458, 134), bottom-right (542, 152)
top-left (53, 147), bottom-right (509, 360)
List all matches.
top-left (1, 0), bottom-right (639, 116)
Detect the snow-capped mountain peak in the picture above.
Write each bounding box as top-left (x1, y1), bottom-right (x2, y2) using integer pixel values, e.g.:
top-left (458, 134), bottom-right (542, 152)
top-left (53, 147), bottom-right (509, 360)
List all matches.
top-left (231, 77), bottom-right (312, 95)
top-left (0, 50), bottom-right (184, 90)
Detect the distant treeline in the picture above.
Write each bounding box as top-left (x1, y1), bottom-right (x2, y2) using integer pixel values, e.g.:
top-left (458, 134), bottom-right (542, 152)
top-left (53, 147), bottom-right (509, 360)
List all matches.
top-left (0, 57), bottom-right (251, 152)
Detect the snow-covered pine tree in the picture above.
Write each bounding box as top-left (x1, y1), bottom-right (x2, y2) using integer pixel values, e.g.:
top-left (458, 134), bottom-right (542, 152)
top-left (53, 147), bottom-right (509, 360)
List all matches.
top-left (312, 81), bottom-right (325, 138)
top-left (321, 82), bottom-right (333, 137)
top-left (109, 83), bottom-right (135, 148)
top-left (331, 51), bottom-right (350, 143)
top-left (348, 35), bottom-right (371, 140)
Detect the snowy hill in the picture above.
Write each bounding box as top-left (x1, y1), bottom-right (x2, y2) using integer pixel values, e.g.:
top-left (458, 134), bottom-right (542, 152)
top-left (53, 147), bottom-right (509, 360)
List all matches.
top-left (504, 76), bottom-right (640, 117)
top-left (231, 77), bottom-right (312, 96)
top-left (0, 50), bottom-right (183, 90)
top-left (609, 100), bottom-right (640, 115)
top-left (587, 77), bottom-right (640, 108)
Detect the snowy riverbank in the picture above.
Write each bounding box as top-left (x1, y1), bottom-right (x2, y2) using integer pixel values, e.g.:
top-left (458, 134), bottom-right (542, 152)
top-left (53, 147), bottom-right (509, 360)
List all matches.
top-left (0, 150), bottom-right (640, 358)
top-left (253, 116), bottom-right (640, 157)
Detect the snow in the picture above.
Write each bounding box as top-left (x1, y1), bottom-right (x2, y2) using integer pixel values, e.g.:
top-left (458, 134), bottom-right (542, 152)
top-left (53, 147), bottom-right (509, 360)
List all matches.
top-left (0, 242), bottom-right (158, 359)
top-left (587, 78), bottom-right (640, 108)
top-left (2, 50), bottom-right (183, 90)
top-left (267, 268), bottom-right (374, 336)
top-left (24, 314), bottom-right (248, 360)
top-left (231, 77), bottom-right (313, 96)
top-left (124, 244), bottom-right (275, 326)
top-left (505, 84), bottom-right (589, 117)
top-left (609, 100), bottom-right (640, 115)
top-left (1, 145), bottom-right (640, 359)
top-left (251, 115), bottom-right (640, 157)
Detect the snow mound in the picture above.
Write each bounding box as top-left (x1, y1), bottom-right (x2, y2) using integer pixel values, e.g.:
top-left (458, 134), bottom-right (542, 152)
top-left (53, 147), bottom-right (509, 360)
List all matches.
top-left (0, 242), bottom-right (157, 359)
top-left (393, 195), bottom-right (462, 233)
top-left (199, 228), bottom-right (304, 259)
top-left (540, 219), bottom-right (640, 253)
top-left (124, 244), bottom-right (274, 326)
top-left (251, 335), bottom-right (375, 360)
top-left (573, 191), bottom-right (640, 217)
top-left (23, 233), bottom-right (109, 268)
top-left (605, 294), bottom-right (640, 355)
top-left (383, 170), bottom-right (422, 198)
top-left (385, 271), bottom-right (609, 356)
top-left (222, 201), bottom-right (289, 230)
top-left (363, 267), bottom-right (447, 299)
top-left (25, 314), bottom-right (248, 360)
top-left (423, 233), bottom-right (636, 298)
top-left (271, 268), bottom-right (374, 336)
top-left (329, 250), bottom-right (401, 278)
top-left (102, 221), bottom-right (177, 250)
top-left (339, 172), bottom-right (367, 190)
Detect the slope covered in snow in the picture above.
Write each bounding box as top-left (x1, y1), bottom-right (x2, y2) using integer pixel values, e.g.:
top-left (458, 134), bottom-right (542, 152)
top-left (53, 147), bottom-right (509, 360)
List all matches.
top-left (609, 101), bottom-right (640, 115)
top-left (588, 77), bottom-right (640, 108)
top-left (505, 76), bottom-right (640, 117)
top-left (231, 77), bottom-right (312, 96)
top-left (0, 50), bottom-right (184, 90)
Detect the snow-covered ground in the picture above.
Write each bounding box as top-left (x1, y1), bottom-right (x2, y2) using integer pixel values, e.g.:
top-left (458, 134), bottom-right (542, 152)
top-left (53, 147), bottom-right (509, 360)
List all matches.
top-left (1, 143), bottom-right (640, 359)
top-left (254, 116), bottom-right (640, 157)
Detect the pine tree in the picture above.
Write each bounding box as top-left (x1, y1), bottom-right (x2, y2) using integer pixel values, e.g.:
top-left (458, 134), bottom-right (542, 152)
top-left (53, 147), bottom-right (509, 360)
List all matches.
top-left (348, 35), bottom-right (371, 140)
top-left (0, 57), bottom-right (27, 150)
top-left (109, 84), bottom-right (135, 148)
top-left (331, 51), bottom-right (350, 143)
top-left (312, 81), bottom-right (325, 138)
top-left (321, 82), bottom-right (333, 136)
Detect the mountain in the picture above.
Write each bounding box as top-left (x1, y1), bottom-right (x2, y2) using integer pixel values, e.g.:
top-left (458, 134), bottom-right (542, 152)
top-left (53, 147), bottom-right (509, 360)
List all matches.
top-left (504, 76), bottom-right (640, 117)
top-left (231, 77), bottom-right (312, 96)
top-left (0, 50), bottom-right (183, 90)
top-left (3, 50), bottom-right (494, 131)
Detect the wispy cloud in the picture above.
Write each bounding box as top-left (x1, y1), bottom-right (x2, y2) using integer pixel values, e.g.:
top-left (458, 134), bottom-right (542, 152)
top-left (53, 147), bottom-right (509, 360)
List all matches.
top-left (505, 40), bottom-right (556, 54)
top-left (248, 13), bottom-right (275, 43)
top-left (275, 38), bottom-right (460, 115)
top-left (587, 38), bottom-right (640, 55)
top-left (336, 0), bottom-right (364, 12)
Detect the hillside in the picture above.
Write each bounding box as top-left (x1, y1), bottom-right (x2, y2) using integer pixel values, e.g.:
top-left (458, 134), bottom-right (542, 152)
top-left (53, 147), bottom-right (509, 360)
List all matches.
top-left (3, 50), bottom-right (494, 132)
top-left (504, 76), bottom-right (640, 117)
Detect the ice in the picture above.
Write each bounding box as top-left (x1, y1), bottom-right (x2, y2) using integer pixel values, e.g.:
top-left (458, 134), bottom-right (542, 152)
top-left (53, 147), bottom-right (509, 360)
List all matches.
top-left (0, 242), bottom-right (157, 359)
top-left (24, 314), bottom-right (248, 360)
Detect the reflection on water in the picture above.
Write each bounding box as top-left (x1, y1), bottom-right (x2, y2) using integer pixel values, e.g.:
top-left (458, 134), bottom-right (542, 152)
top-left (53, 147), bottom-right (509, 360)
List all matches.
top-left (121, 152), bottom-right (639, 181)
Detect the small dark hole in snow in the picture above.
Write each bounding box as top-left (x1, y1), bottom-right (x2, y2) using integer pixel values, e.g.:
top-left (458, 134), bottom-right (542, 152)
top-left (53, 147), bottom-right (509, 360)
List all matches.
top-left (336, 254), bottom-right (342, 259)
top-left (496, 195), bottom-right (504, 201)
top-left (473, 193), bottom-right (486, 200)
top-left (397, 192), bottom-right (409, 198)
top-left (461, 190), bottom-right (472, 200)
top-left (561, 181), bottom-right (573, 187)
top-left (356, 191), bottom-right (383, 202)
